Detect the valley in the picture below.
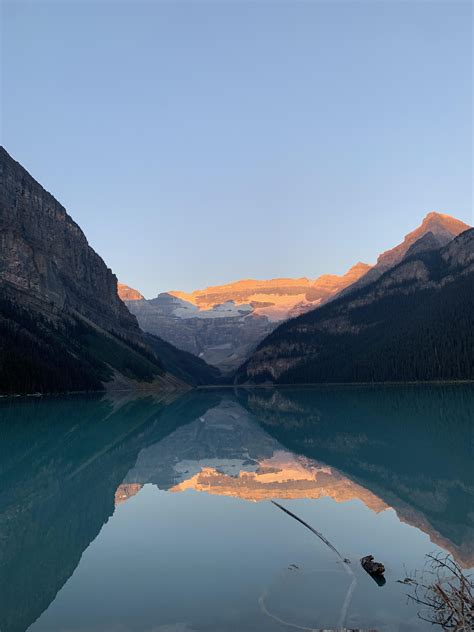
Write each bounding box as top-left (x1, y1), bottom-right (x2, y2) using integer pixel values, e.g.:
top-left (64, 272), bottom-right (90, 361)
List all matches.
top-left (0, 145), bottom-right (472, 394)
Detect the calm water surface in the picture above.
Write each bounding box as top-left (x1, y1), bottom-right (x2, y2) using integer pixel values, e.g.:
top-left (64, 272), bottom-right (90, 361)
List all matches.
top-left (0, 385), bottom-right (472, 632)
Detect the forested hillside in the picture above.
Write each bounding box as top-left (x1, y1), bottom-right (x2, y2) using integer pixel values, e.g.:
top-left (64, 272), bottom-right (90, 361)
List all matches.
top-left (236, 229), bottom-right (474, 384)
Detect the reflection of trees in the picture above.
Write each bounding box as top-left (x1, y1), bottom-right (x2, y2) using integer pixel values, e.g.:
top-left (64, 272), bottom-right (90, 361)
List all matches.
top-left (238, 385), bottom-right (474, 567)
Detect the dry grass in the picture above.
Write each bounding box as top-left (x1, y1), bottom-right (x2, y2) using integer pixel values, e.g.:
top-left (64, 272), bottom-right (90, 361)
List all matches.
top-left (407, 553), bottom-right (473, 630)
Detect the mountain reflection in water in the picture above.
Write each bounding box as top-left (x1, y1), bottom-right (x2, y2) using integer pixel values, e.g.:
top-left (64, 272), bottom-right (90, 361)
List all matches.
top-left (0, 384), bottom-right (472, 632)
top-left (119, 388), bottom-right (473, 568)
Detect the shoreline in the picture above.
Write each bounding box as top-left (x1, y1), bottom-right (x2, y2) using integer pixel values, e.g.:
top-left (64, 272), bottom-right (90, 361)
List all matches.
top-left (200, 379), bottom-right (474, 389)
top-left (2, 378), bottom-right (474, 401)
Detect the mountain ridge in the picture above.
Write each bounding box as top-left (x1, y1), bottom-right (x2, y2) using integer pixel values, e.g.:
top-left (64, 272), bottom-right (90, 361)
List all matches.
top-left (338, 211), bottom-right (470, 298)
top-left (120, 262), bottom-right (372, 372)
top-left (236, 227), bottom-right (474, 384)
top-left (120, 211), bottom-right (470, 376)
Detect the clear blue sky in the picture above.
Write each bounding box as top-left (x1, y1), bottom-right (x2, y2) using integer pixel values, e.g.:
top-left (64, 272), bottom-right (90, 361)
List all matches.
top-left (2, 1), bottom-right (472, 298)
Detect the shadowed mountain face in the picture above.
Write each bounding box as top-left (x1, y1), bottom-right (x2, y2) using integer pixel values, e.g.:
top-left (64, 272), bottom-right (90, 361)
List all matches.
top-left (0, 147), bottom-right (220, 393)
top-left (0, 146), bottom-right (168, 393)
top-left (0, 148), bottom-right (138, 336)
top-left (237, 227), bottom-right (474, 384)
top-left (127, 293), bottom-right (276, 373)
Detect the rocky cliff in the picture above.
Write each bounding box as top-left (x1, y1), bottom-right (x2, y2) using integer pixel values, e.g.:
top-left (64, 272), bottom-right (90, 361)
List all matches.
top-left (0, 147), bottom-right (218, 393)
top-left (0, 147), bottom-right (139, 336)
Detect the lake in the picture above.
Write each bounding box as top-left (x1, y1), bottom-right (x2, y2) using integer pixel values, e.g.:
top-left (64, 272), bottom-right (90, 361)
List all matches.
top-left (0, 385), bottom-right (472, 632)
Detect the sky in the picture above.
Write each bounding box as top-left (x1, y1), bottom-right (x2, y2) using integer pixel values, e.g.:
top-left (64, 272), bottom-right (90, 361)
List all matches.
top-left (2, 0), bottom-right (472, 298)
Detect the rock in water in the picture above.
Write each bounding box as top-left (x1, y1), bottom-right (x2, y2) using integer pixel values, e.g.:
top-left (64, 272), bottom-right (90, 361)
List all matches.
top-left (361, 555), bottom-right (385, 575)
top-left (361, 555), bottom-right (386, 586)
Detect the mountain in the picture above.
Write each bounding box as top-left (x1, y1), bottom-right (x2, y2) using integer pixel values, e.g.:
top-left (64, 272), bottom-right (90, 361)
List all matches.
top-left (117, 282), bottom-right (144, 301)
top-left (0, 147), bottom-right (218, 394)
top-left (122, 212), bottom-right (468, 376)
top-left (236, 226), bottom-right (474, 384)
top-left (339, 211), bottom-right (469, 297)
top-left (120, 262), bottom-right (371, 373)
top-left (144, 332), bottom-right (222, 385)
top-left (123, 292), bottom-right (275, 374)
top-left (167, 262), bottom-right (372, 319)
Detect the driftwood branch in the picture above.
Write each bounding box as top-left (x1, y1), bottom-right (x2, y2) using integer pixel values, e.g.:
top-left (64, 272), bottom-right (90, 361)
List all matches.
top-left (271, 500), bottom-right (345, 561)
top-left (270, 500), bottom-right (356, 629)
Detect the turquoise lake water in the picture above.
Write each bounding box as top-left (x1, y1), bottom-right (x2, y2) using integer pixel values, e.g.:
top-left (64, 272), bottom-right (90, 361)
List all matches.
top-left (0, 384), bottom-right (472, 631)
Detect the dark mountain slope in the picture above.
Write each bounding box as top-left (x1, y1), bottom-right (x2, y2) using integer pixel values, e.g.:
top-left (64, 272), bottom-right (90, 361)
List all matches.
top-left (0, 147), bottom-right (137, 333)
top-left (145, 333), bottom-right (223, 385)
top-left (236, 229), bottom-right (474, 384)
top-left (0, 147), bottom-right (219, 393)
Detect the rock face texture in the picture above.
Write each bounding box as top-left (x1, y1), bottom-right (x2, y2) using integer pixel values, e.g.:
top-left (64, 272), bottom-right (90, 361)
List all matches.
top-left (117, 283), bottom-right (144, 301)
top-left (0, 147), bottom-right (139, 336)
top-left (167, 262), bottom-right (372, 320)
top-left (0, 147), bottom-right (217, 394)
top-left (125, 295), bottom-right (275, 374)
top-left (121, 263), bottom-right (371, 373)
top-left (339, 212), bottom-right (470, 298)
top-left (237, 227), bottom-right (474, 384)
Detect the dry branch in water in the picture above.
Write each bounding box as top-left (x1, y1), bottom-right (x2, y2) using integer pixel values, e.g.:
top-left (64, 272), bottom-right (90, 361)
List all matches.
top-left (271, 500), bottom-right (345, 560)
top-left (270, 500), bottom-right (356, 629)
top-left (407, 553), bottom-right (473, 630)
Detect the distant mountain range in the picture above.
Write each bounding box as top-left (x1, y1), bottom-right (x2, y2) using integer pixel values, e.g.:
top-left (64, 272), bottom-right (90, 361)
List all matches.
top-left (237, 220), bottom-right (473, 384)
top-left (0, 147), bottom-right (219, 394)
top-left (120, 264), bottom-right (371, 372)
top-left (121, 212), bottom-right (471, 377)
